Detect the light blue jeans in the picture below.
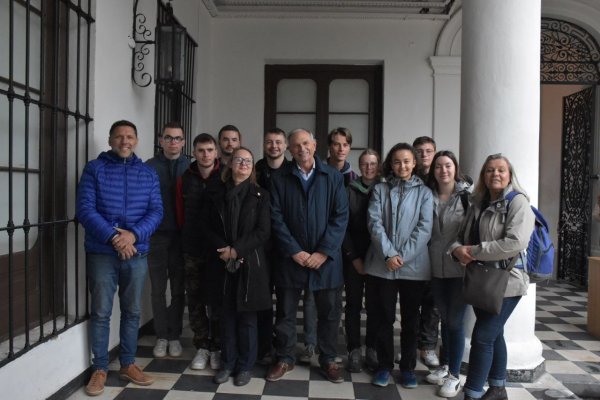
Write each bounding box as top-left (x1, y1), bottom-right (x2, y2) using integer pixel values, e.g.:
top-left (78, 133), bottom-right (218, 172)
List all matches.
top-left (87, 252), bottom-right (148, 371)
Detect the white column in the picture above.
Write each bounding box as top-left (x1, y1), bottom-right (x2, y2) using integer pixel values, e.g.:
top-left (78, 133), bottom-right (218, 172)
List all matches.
top-left (460, 0), bottom-right (545, 379)
top-left (430, 56), bottom-right (461, 154)
top-left (460, 0), bottom-right (540, 206)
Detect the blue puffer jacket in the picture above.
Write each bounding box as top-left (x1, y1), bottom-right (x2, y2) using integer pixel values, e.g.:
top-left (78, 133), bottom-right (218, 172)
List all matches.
top-left (76, 151), bottom-right (163, 255)
top-left (270, 157), bottom-right (349, 290)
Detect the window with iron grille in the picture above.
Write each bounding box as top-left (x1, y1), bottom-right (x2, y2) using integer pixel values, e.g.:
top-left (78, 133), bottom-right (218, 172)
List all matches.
top-left (0, 0), bottom-right (94, 366)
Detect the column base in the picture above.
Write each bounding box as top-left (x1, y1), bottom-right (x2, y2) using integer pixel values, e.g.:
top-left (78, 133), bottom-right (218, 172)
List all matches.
top-left (460, 359), bottom-right (545, 383)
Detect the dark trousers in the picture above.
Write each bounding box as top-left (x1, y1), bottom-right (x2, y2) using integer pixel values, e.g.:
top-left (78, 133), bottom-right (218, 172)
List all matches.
top-left (221, 274), bottom-right (258, 372)
top-left (343, 262), bottom-right (376, 352)
top-left (274, 286), bottom-right (342, 367)
top-left (148, 233), bottom-right (185, 340)
top-left (369, 276), bottom-right (426, 372)
top-left (418, 281), bottom-right (440, 350)
top-left (184, 254), bottom-right (221, 350)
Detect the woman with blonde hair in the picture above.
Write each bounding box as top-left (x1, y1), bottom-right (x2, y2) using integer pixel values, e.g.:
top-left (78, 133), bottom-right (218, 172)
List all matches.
top-left (450, 154), bottom-right (534, 400)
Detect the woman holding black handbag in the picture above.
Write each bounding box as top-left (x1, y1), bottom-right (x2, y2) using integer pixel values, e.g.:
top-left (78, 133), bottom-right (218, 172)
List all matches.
top-left (449, 153), bottom-right (534, 400)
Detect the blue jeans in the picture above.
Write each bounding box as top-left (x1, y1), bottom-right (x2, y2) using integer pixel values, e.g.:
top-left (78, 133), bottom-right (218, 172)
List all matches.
top-left (275, 287), bottom-right (342, 367)
top-left (87, 252), bottom-right (148, 371)
top-left (431, 277), bottom-right (468, 377)
top-left (464, 296), bottom-right (521, 398)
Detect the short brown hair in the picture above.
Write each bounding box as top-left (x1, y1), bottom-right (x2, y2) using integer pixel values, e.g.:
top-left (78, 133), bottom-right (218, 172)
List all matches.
top-left (328, 127), bottom-right (353, 146)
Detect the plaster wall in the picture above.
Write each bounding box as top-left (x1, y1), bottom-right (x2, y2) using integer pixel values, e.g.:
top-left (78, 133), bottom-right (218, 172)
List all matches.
top-left (207, 17), bottom-right (444, 157)
top-left (0, 1), bottom-right (204, 398)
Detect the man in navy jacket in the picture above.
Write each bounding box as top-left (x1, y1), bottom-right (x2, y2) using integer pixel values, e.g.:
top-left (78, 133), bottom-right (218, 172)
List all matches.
top-left (266, 128), bottom-right (349, 384)
top-left (77, 120), bottom-right (163, 396)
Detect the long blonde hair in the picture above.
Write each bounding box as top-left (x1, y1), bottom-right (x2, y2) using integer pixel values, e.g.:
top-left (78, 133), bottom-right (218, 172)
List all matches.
top-left (472, 153), bottom-right (529, 203)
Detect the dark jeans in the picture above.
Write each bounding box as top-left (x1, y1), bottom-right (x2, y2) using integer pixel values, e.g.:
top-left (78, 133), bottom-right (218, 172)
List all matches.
top-left (303, 289), bottom-right (317, 346)
top-left (256, 295), bottom-right (274, 358)
top-left (274, 287), bottom-right (342, 367)
top-left (343, 261), bottom-right (376, 352)
top-left (431, 277), bottom-right (468, 376)
top-left (221, 273), bottom-right (258, 372)
top-left (148, 233), bottom-right (185, 340)
top-left (184, 254), bottom-right (221, 350)
top-left (368, 276), bottom-right (425, 372)
top-left (464, 296), bottom-right (521, 399)
top-left (418, 281), bottom-right (440, 350)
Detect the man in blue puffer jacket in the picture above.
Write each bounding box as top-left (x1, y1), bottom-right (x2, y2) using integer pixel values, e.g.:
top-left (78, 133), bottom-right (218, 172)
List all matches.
top-left (76, 120), bottom-right (163, 396)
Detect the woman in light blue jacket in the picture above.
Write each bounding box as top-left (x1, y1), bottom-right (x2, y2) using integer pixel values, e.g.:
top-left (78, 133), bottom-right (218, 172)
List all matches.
top-left (425, 150), bottom-right (472, 398)
top-left (364, 142), bottom-right (433, 388)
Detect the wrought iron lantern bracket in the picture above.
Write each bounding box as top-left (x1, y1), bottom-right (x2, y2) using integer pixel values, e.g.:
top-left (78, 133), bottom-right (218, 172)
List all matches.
top-left (131, 0), bottom-right (156, 87)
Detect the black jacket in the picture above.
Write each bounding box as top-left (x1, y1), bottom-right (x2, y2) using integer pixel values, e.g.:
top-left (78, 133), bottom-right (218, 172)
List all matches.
top-left (204, 181), bottom-right (272, 312)
top-left (342, 178), bottom-right (373, 262)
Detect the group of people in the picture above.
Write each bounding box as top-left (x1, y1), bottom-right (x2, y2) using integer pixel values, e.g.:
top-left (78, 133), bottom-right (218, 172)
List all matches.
top-left (77, 120), bottom-right (534, 400)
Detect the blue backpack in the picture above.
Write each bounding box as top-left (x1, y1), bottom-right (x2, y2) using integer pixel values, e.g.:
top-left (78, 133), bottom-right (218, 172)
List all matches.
top-left (505, 191), bottom-right (555, 282)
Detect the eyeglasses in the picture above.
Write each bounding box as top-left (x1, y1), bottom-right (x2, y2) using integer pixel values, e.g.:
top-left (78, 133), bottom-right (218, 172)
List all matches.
top-left (162, 135), bottom-right (184, 143)
top-left (232, 157), bottom-right (253, 166)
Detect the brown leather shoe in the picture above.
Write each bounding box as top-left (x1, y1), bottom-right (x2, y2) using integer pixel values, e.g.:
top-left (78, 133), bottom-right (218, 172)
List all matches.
top-left (85, 370), bottom-right (107, 396)
top-left (119, 364), bottom-right (154, 386)
top-left (266, 361), bottom-right (294, 381)
top-left (322, 361), bottom-right (344, 383)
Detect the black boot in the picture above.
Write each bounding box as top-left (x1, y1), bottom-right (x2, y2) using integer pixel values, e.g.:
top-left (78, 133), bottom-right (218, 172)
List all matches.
top-left (481, 386), bottom-right (508, 400)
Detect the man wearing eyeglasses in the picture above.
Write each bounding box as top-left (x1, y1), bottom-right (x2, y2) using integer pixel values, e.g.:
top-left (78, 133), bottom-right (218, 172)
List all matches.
top-left (412, 136), bottom-right (441, 370)
top-left (146, 122), bottom-right (190, 360)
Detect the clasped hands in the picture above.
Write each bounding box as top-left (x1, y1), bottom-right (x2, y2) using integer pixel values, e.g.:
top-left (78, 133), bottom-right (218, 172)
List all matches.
top-left (292, 251), bottom-right (327, 269)
top-left (452, 245), bottom-right (475, 266)
top-left (111, 228), bottom-right (137, 260)
top-left (217, 246), bottom-right (239, 262)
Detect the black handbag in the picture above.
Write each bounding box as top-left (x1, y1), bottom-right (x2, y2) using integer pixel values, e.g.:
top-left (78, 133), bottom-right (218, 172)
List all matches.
top-left (462, 261), bottom-right (512, 314)
top-left (462, 205), bottom-right (516, 315)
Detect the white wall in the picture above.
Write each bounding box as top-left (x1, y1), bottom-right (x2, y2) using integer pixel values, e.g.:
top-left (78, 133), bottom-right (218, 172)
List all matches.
top-left (207, 17), bottom-right (444, 157)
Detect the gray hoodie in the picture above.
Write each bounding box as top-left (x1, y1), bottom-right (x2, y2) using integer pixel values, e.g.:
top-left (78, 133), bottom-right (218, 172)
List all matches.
top-left (429, 180), bottom-right (472, 279)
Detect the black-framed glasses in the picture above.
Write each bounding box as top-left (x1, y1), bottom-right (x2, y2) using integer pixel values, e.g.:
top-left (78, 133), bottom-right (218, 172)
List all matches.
top-left (232, 157), bottom-right (253, 166)
top-left (162, 135), bottom-right (184, 143)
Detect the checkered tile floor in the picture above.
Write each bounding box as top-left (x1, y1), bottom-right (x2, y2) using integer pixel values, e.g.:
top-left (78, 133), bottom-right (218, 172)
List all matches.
top-left (65, 281), bottom-right (600, 400)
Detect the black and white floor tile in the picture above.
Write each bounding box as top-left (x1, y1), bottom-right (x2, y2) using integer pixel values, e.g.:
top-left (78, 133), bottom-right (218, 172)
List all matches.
top-left (66, 281), bottom-right (600, 400)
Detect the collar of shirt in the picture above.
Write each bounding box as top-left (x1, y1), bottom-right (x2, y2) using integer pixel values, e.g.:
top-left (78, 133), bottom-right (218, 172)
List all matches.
top-left (295, 161), bottom-right (316, 181)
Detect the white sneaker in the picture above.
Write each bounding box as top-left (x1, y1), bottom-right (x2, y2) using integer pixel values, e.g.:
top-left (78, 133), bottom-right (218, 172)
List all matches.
top-left (210, 350), bottom-right (222, 370)
top-left (438, 374), bottom-right (461, 398)
top-left (421, 349), bottom-right (440, 367)
top-left (426, 364), bottom-right (449, 385)
top-left (191, 348), bottom-right (210, 370)
top-left (168, 340), bottom-right (183, 357)
top-left (153, 338), bottom-right (168, 358)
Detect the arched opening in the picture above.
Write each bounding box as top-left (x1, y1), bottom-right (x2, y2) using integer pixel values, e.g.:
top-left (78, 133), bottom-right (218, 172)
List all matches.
top-left (539, 17), bottom-right (600, 285)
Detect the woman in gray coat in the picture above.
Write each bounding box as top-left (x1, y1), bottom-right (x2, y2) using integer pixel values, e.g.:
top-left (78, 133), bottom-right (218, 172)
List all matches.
top-left (450, 154), bottom-right (534, 400)
top-left (364, 143), bottom-right (433, 388)
top-left (425, 151), bottom-right (471, 398)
